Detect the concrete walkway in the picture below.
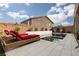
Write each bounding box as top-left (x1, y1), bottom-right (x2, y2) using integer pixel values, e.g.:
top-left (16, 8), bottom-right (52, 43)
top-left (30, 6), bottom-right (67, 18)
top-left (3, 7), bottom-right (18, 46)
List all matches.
top-left (6, 34), bottom-right (79, 56)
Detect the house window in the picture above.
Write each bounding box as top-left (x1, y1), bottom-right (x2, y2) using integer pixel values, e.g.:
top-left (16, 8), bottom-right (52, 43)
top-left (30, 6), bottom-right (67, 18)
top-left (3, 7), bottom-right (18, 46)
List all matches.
top-left (35, 28), bottom-right (38, 31)
top-left (56, 28), bottom-right (60, 32)
top-left (41, 28), bottom-right (44, 31)
top-left (45, 28), bottom-right (47, 31)
top-left (27, 28), bottom-right (32, 31)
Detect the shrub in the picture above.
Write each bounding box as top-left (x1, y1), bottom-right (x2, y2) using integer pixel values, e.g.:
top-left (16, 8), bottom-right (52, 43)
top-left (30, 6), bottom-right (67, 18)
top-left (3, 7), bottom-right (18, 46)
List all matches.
top-left (14, 27), bottom-right (20, 33)
top-left (0, 32), bottom-right (3, 37)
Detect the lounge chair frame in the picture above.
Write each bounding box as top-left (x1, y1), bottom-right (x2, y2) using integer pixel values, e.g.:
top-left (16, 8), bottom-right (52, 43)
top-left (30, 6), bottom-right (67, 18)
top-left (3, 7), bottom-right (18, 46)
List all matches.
top-left (1, 36), bottom-right (40, 52)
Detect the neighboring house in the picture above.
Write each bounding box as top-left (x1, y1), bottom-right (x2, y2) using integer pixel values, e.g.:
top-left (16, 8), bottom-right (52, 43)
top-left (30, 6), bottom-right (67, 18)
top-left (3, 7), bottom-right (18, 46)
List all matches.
top-left (21, 16), bottom-right (54, 31)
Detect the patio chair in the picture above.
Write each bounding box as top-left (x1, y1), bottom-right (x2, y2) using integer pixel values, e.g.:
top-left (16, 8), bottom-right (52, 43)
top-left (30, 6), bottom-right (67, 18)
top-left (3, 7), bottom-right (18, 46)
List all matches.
top-left (1, 30), bottom-right (40, 52)
top-left (10, 30), bottom-right (40, 39)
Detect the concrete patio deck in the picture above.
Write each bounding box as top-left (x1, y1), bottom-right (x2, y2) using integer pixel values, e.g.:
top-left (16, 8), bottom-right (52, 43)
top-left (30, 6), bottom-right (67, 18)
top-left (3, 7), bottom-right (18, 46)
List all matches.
top-left (5, 34), bottom-right (79, 56)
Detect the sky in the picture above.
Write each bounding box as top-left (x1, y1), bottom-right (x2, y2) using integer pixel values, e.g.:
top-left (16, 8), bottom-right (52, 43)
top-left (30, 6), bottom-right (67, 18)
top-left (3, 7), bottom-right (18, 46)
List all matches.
top-left (0, 3), bottom-right (75, 26)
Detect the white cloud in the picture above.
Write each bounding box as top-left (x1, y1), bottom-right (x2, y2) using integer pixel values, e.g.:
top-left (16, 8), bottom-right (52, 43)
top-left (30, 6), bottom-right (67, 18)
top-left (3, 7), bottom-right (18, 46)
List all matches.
top-left (7, 12), bottom-right (29, 19)
top-left (47, 3), bottom-right (75, 25)
top-left (18, 10), bottom-right (26, 13)
top-left (0, 3), bottom-right (9, 9)
top-left (7, 12), bottom-right (20, 19)
top-left (64, 4), bottom-right (75, 12)
top-left (64, 4), bottom-right (75, 17)
top-left (47, 6), bottom-right (57, 15)
top-left (30, 16), bottom-right (34, 18)
top-left (61, 21), bottom-right (73, 26)
top-left (67, 8), bottom-right (74, 17)
top-left (56, 3), bottom-right (68, 7)
top-left (56, 8), bottom-right (63, 13)
top-left (0, 14), bottom-right (2, 16)
top-left (48, 12), bottom-right (67, 23)
top-left (25, 3), bottom-right (31, 6)
top-left (58, 12), bottom-right (67, 20)
top-left (48, 14), bottom-right (64, 23)
top-left (47, 4), bottom-right (67, 24)
top-left (48, 15), bottom-right (58, 23)
top-left (19, 15), bottom-right (29, 19)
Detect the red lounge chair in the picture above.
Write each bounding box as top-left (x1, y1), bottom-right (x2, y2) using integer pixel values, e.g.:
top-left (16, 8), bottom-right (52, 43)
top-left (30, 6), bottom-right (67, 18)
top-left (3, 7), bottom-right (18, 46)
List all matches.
top-left (10, 30), bottom-right (39, 40)
top-left (1, 30), bottom-right (40, 52)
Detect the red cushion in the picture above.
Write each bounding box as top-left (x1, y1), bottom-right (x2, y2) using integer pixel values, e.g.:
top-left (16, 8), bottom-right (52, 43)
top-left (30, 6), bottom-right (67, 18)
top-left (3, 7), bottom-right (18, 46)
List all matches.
top-left (4, 30), bottom-right (10, 35)
top-left (10, 30), bottom-right (28, 35)
top-left (16, 34), bottom-right (40, 39)
top-left (9, 30), bottom-right (40, 39)
top-left (19, 34), bottom-right (28, 35)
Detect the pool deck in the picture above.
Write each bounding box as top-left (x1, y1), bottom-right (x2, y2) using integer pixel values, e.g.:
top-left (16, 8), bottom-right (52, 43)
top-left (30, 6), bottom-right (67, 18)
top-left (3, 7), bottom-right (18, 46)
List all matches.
top-left (5, 34), bottom-right (79, 56)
